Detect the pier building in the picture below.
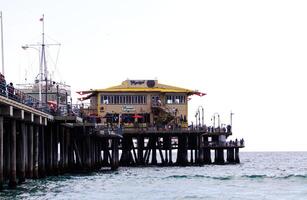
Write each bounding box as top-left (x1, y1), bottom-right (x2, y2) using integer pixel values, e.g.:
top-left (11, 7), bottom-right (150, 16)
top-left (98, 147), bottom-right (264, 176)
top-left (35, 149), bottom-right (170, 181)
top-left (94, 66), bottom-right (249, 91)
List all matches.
top-left (78, 79), bottom-right (205, 127)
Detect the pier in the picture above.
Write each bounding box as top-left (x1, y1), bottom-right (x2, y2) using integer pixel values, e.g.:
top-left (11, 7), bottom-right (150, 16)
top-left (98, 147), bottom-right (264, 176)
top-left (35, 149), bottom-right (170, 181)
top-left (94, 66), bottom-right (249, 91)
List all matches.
top-left (119, 128), bottom-right (244, 166)
top-left (0, 79), bottom-right (245, 190)
top-left (0, 94), bottom-right (121, 189)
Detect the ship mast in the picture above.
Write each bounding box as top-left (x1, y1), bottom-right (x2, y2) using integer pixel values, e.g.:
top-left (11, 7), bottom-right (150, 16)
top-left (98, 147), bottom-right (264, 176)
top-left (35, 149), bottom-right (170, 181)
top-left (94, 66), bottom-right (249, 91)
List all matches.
top-left (40, 14), bottom-right (48, 107)
top-left (22, 15), bottom-right (60, 109)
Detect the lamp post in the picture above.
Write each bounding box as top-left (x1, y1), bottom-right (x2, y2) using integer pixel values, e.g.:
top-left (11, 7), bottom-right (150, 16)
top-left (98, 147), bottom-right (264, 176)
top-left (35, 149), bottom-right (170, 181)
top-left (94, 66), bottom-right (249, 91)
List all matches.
top-left (22, 45), bottom-right (43, 107)
top-left (197, 105), bottom-right (204, 127)
top-left (195, 112), bottom-right (198, 129)
top-left (212, 112), bottom-right (220, 128)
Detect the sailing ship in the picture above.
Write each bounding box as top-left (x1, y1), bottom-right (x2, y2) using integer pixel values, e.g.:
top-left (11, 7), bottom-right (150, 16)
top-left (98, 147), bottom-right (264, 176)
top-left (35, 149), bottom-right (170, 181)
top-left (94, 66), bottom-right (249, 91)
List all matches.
top-left (16, 15), bottom-right (71, 114)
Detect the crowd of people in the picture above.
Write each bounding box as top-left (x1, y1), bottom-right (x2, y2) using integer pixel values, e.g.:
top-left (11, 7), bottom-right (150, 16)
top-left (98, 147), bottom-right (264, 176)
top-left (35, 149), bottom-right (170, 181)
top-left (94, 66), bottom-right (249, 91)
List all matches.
top-left (0, 72), bottom-right (50, 112)
top-left (1, 72), bottom-right (15, 99)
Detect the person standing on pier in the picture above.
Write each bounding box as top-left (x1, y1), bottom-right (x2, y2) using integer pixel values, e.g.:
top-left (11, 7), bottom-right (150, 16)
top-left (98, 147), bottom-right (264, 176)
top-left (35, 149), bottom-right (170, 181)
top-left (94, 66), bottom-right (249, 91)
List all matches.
top-left (7, 82), bottom-right (14, 99)
top-left (0, 73), bottom-right (5, 96)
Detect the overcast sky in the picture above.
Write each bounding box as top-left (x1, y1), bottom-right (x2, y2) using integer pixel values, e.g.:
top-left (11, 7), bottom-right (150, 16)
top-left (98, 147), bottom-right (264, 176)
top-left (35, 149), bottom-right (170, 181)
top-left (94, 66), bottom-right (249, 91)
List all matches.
top-left (1, 0), bottom-right (307, 151)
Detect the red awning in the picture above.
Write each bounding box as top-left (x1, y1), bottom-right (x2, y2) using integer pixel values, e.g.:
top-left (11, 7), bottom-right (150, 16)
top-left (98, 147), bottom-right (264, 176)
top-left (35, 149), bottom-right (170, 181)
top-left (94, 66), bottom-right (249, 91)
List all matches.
top-left (132, 114), bottom-right (143, 119)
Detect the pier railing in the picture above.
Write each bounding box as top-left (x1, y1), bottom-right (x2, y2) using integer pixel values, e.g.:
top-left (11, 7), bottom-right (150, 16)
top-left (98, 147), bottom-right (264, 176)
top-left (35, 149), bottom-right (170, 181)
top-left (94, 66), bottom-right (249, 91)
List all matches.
top-left (204, 140), bottom-right (245, 148)
top-left (0, 81), bottom-right (53, 114)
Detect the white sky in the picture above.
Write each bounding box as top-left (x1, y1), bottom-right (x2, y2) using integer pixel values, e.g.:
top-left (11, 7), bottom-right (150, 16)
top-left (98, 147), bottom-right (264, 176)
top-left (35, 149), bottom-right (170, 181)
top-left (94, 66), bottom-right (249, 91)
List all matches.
top-left (1, 0), bottom-right (307, 151)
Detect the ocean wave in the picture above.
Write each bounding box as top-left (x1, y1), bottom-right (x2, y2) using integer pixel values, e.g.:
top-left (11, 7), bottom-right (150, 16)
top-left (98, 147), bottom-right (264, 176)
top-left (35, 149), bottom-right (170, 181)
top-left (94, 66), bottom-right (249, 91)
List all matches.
top-left (242, 174), bottom-right (307, 179)
top-left (165, 174), bottom-right (307, 180)
top-left (165, 175), bottom-right (233, 180)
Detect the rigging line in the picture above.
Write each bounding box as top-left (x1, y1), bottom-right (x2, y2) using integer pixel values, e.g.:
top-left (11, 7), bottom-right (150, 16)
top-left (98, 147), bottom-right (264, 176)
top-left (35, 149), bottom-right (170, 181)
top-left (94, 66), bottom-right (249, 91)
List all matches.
top-left (44, 45), bottom-right (62, 81)
top-left (45, 34), bottom-right (61, 44)
top-left (54, 44), bottom-right (61, 72)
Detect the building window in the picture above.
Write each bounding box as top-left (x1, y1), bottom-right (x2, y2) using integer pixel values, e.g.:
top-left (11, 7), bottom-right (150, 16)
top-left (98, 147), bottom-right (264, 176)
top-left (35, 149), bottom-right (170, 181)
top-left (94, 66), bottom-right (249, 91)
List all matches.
top-left (166, 95), bottom-right (186, 104)
top-left (101, 95), bottom-right (147, 105)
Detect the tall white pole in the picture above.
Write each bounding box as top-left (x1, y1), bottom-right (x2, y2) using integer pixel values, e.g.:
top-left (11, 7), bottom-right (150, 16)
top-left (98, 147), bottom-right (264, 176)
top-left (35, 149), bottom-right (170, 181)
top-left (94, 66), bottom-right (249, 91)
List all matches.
top-left (0, 11), bottom-right (4, 75)
top-left (201, 107), bottom-right (204, 127)
top-left (38, 14), bottom-right (45, 108)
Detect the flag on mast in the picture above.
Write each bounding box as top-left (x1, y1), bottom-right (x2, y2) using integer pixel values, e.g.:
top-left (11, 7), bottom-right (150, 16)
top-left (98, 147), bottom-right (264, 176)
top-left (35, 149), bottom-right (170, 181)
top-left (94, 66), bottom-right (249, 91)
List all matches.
top-left (40, 15), bottom-right (44, 21)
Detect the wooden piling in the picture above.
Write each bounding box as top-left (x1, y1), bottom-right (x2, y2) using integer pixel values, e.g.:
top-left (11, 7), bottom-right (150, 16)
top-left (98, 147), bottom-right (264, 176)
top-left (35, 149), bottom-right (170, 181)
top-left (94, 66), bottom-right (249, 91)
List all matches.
top-left (18, 122), bottom-right (26, 183)
top-left (137, 136), bottom-right (144, 165)
top-left (227, 148), bottom-right (235, 163)
top-left (27, 125), bottom-right (33, 178)
top-left (24, 123), bottom-right (28, 180)
top-left (168, 136), bottom-right (172, 165)
top-left (33, 125), bottom-right (39, 179)
top-left (39, 126), bottom-right (46, 177)
top-left (66, 128), bottom-right (71, 170)
top-left (85, 135), bottom-right (91, 170)
top-left (53, 124), bottom-right (59, 175)
top-left (151, 136), bottom-right (157, 165)
top-left (0, 116), bottom-right (3, 189)
top-left (164, 137), bottom-right (168, 164)
top-left (4, 121), bottom-right (11, 181)
top-left (194, 135), bottom-right (199, 164)
top-left (120, 135), bottom-right (130, 166)
top-left (177, 134), bottom-right (188, 166)
top-left (203, 136), bottom-right (211, 164)
top-left (215, 149), bottom-right (225, 164)
top-left (46, 125), bottom-right (53, 175)
top-left (60, 126), bottom-right (65, 173)
top-left (197, 135), bottom-right (204, 165)
top-left (235, 147), bottom-right (240, 163)
top-left (111, 138), bottom-right (119, 170)
top-left (9, 119), bottom-right (17, 188)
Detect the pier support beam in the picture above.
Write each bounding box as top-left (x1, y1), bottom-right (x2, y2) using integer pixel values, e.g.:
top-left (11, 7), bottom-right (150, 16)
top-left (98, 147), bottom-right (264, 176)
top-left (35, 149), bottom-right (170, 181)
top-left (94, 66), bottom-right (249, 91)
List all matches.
top-left (103, 139), bottom-right (109, 166)
top-left (27, 125), bottom-right (33, 178)
top-left (111, 138), bottom-right (119, 170)
top-left (215, 149), bottom-right (225, 164)
top-left (39, 126), bottom-right (45, 178)
top-left (197, 135), bottom-right (204, 165)
top-left (46, 125), bottom-right (53, 175)
top-left (60, 126), bottom-right (65, 173)
top-left (120, 135), bottom-right (130, 166)
top-left (137, 136), bottom-right (144, 165)
top-left (4, 123), bottom-right (10, 182)
top-left (235, 148), bottom-right (240, 163)
top-left (204, 149), bottom-right (211, 164)
top-left (0, 116), bottom-right (3, 189)
top-left (66, 128), bottom-right (71, 170)
top-left (168, 136), bottom-right (172, 165)
top-left (9, 119), bottom-right (17, 188)
top-left (227, 148), bottom-right (235, 163)
top-left (151, 136), bottom-right (157, 165)
top-left (177, 135), bottom-right (188, 166)
top-left (17, 122), bottom-right (26, 183)
top-left (53, 124), bottom-right (59, 175)
top-left (33, 125), bottom-right (39, 179)
top-left (203, 136), bottom-right (211, 164)
top-left (85, 135), bottom-right (92, 170)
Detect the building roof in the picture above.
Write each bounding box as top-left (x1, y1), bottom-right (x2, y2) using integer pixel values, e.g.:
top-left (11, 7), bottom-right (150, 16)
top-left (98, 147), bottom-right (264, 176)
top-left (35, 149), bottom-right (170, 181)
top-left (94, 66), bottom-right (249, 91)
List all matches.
top-left (77, 80), bottom-right (205, 100)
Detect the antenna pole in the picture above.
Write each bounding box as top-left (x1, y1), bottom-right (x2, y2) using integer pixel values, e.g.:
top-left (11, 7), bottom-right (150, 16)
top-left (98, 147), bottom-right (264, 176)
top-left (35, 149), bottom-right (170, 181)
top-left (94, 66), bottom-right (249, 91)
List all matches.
top-left (0, 11), bottom-right (4, 75)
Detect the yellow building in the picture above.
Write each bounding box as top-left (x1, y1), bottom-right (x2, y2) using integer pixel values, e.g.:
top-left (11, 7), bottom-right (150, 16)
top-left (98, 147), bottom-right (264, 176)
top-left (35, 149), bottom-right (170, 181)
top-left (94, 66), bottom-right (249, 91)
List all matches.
top-left (78, 80), bottom-right (205, 127)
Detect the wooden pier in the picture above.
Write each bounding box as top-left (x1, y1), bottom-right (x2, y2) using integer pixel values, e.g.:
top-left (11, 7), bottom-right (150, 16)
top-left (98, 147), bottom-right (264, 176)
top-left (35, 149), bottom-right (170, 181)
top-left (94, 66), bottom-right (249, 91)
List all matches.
top-left (0, 94), bottom-right (244, 190)
top-left (0, 95), bottom-right (120, 189)
top-left (119, 129), bottom-right (244, 166)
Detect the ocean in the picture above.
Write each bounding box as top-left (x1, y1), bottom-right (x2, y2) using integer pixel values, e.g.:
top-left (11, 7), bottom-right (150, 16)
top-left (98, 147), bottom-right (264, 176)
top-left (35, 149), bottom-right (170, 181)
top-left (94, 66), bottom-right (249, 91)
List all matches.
top-left (1, 152), bottom-right (307, 200)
